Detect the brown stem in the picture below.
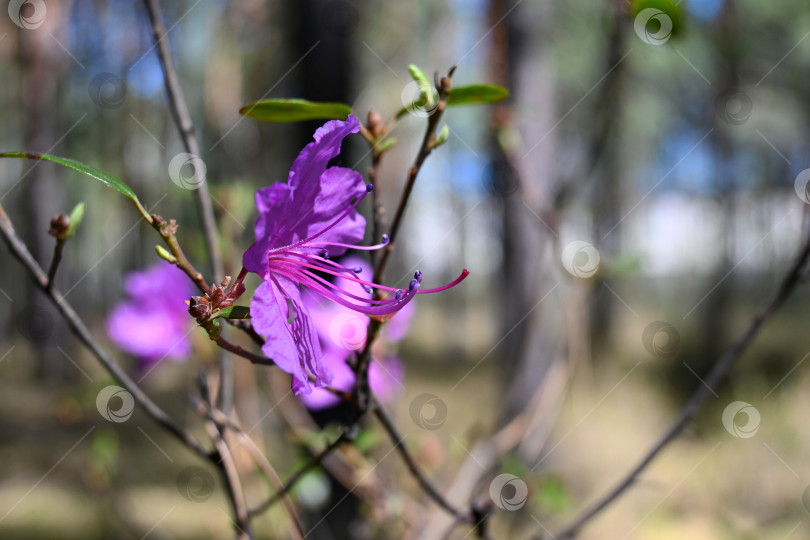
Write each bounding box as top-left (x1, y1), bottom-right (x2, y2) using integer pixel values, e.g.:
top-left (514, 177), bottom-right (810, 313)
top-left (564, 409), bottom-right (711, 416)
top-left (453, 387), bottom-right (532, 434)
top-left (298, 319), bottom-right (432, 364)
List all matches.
top-left (551, 229), bottom-right (810, 540)
top-left (143, 0), bottom-right (234, 418)
top-left (226, 318), bottom-right (266, 347)
top-left (369, 151), bottom-right (384, 268)
top-left (359, 69), bottom-right (455, 409)
top-left (372, 399), bottom-right (470, 522)
top-left (151, 214), bottom-right (209, 291)
top-left (373, 91), bottom-right (449, 283)
top-left (214, 335), bottom-right (273, 366)
top-left (193, 397), bottom-right (304, 538)
top-left (200, 371), bottom-right (253, 540)
top-left (249, 432), bottom-right (350, 518)
top-left (142, 0), bottom-right (222, 283)
top-left (0, 204), bottom-right (210, 459)
top-left (46, 238), bottom-right (64, 289)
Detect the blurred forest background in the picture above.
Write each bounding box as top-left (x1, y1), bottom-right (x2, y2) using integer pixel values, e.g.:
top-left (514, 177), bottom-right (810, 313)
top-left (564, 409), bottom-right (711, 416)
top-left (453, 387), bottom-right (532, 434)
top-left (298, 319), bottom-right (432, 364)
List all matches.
top-left (2, 0), bottom-right (810, 539)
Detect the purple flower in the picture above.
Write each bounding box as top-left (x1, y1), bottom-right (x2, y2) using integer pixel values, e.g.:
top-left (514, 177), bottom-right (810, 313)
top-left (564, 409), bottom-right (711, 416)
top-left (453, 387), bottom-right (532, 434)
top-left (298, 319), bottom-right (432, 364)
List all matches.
top-left (243, 114), bottom-right (467, 395)
top-left (299, 257), bottom-right (411, 410)
top-left (106, 261), bottom-right (196, 371)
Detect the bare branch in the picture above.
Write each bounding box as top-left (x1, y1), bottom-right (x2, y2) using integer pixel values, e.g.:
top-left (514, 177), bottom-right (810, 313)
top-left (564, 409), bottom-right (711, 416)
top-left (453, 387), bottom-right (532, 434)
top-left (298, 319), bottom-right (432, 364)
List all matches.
top-left (142, 0), bottom-right (222, 283)
top-left (551, 229), bottom-right (810, 539)
top-left (372, 399), bottom-right (471, 523)
top-left (249, 432), bottom-right (350, 518)
top-left (0, 204), bottom-right (210, 459)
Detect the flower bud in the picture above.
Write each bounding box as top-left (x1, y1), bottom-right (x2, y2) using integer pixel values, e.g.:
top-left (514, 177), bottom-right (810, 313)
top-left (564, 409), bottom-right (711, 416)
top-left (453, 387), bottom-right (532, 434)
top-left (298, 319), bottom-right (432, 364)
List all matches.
top-left (48, 214), bottom-right (70, 239)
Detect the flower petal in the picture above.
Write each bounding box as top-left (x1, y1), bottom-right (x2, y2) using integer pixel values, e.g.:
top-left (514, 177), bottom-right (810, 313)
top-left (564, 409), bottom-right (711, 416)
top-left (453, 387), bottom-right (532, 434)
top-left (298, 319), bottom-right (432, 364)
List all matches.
top-left (251, 115), bottom-right (363, 252)
top-left (306, 166), bottom-right (366, 255)
top-left (251, 277), bottom-right (332, 395)
top-left (288, 114), bottom-right (360, 193)
top-left (299, 350), bottom-right (354, 410)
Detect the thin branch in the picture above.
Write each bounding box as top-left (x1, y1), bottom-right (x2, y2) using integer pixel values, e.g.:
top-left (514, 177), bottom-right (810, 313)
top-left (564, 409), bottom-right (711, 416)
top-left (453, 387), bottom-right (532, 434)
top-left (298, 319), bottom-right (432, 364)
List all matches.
top-left (373, 70), bottom-right (454, 283)
top-left (46, 238), bottom-right (65, 288)
top-left (227, 318), bottom-right (266, 347)
top-left (372, 399), bottom-right (471, 523)
top-left (214, 335), bottom-right (274, 366)
top-left (141, 0), bottom-right (234, 419)
top-left (142, 0), bottom-right (222, 283)
top-left (357, 69), bottom-right (455, 409)
top-left (551, 229), bottom-right (810, 540)
top-left (0, 204), bottom-right (210, 459)
top-left (151, 214), bottom-right (209, 290)
top-left (249, 432), bottom-right (350, 518)
top-left (193, 398), bottom-right (305, 539)
top-left (201, 399), bottom-right (253, 539)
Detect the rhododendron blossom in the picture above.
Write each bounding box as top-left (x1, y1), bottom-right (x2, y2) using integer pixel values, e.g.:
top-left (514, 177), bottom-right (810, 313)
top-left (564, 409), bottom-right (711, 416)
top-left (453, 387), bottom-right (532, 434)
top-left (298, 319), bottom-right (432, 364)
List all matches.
top-left (243, 114), bottom-right (467, 395)
top-left (106, 261), bottom-right (196, 373)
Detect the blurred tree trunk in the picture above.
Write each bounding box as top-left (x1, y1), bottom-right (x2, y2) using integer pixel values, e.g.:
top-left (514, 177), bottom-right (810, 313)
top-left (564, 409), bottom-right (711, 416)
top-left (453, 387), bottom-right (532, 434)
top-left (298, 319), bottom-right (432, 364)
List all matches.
top-left (288, 1), bottom-right (359, 536)
top-left (489, 0), bottom-right (559, 421)
top-left (19, 3), bottom-right (70, 379)
top-left (699, 0), bottom-right (741, 373)
top-left (590, 7), bottom-right (628, 347)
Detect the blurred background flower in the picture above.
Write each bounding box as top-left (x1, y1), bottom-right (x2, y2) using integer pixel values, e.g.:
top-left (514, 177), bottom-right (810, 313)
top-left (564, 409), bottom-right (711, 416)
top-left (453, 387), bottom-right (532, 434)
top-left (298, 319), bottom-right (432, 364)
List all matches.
top-left (106, 261), bottom-right (195, 373)
top-left (300, 256), bottom-right (410, 410)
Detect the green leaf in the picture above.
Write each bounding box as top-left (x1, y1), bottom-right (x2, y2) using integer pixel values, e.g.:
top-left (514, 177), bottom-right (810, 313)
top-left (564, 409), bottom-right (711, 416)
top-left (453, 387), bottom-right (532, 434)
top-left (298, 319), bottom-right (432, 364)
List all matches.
top-left (0, 152), bottom-right (151, 221)
top-left (0, 152), bottom-right (137, 199)
top-left (239, 99), bottom-right (354, 123)
top-left (631, 0), bottom-right (683, 40)
top-left (65, 202), bottom-right (85, 240)
top-left (447, 84), bottom-right (509, 106)
top-left (211, 305), bottom-right (251, 321)
top-left (396, 83), bottom-right (509, 119)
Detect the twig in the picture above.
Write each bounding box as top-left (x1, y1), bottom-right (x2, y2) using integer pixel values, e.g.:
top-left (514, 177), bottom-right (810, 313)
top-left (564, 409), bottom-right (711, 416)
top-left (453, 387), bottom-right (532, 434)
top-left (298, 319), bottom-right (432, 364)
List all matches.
top-left (263, 368), bottom-right (386, 506)
top-left (151, 214), bottom-right (209, 290)
top-left (46, 237), bottom-right (65, 289)
top-left (372, 399), bottom-right (470, 522)
top-left (141, 0), bottom-right (235, 419)
top-left (200, 371), bottom-right (254, 540)
top-left (193, 398), bottom-right (305, 539)
top-left (142, 0), bottom-right (222, 283)
top-left (0, 204), bottom-right (210, 459)
top-left (550, 229), bottom-right (810, 540)
top-left (214, 335), bottom-right (274, 366)
top-left (357, 68), bottom-right (455, 409)
top-left (227, 318), bottom-right (266, 347)
top-left (249, 432), bottom-right (350, 518)
top-left (373, 69), bottom-right (454, 283)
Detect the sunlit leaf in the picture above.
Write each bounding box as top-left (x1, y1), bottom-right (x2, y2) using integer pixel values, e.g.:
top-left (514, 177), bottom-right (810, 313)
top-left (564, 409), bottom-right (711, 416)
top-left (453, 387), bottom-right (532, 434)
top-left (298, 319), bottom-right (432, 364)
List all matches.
top-left (0, 152), bottom-right (138, 200)
top-left (396, 84), bottom-right (509, 119)
top-left (446, 84), bottom-right (509, 106)
top-left (212, 305), bottom-right (252, 320)
top-left (239, 99), bottom-right (354, 123)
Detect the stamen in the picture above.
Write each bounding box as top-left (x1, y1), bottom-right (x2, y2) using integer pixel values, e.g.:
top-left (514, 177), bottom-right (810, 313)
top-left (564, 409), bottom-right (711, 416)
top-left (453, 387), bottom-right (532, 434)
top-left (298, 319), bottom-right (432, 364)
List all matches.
top-left (416, 269), bottom-right (470, 294)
